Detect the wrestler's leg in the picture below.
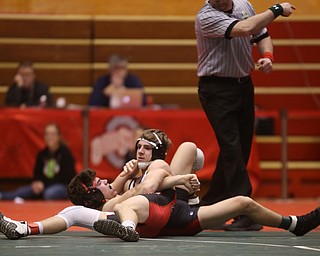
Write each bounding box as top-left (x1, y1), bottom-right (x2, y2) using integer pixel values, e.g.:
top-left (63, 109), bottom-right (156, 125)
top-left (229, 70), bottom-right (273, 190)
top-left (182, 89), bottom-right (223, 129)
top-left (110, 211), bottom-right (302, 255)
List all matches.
top-left (198, 196), bottom-right (320, 236)
top-left (170, 142), bottom-right (197, 177)
top-left (198, 196), bottom-right (281, 229)
top-left (93, 196), bottom-right (148, 242)
top-left (113, 195), bottom-right (150, 227)
top-left (51, 206), bottom-right (107, 231)
top-left (40, 206), bottom-right (108, 234)
top-left (170, 142), bottom-right (203, 204)
top-left (0, 206), bottom-right (108, 239)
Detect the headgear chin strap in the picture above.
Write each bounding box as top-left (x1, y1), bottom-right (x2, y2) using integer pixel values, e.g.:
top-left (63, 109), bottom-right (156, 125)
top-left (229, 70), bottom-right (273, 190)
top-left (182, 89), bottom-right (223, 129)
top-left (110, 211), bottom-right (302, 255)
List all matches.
top-left (80, 182), bottom-right (106, 209)
top-left (136, 132), bottom-right (167, 160)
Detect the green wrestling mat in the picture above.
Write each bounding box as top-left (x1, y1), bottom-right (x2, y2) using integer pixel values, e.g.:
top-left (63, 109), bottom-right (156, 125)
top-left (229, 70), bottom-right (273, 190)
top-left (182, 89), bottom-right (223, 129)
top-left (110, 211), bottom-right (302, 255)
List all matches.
top-left (1, 231), bottom-right (319, 256)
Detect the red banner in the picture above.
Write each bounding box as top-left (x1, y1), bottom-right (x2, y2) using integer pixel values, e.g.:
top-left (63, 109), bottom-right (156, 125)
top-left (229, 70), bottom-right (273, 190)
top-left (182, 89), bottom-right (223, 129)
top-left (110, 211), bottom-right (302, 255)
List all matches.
top-left (0, 108), bottom-right (83, 178)
top-left (0, 108), bottom-right (261, 193)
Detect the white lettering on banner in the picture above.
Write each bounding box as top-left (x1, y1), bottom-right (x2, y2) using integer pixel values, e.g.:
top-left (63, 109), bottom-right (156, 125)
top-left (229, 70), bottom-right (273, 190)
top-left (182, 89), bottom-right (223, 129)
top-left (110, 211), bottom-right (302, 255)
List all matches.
top-left (90, 116), bottom-right (140, 168)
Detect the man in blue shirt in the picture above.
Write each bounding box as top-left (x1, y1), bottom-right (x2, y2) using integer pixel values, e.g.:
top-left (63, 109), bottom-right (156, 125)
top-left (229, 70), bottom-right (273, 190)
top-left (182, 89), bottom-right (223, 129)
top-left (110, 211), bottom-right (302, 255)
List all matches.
top-left (88, 55), bottom-right (145, 107)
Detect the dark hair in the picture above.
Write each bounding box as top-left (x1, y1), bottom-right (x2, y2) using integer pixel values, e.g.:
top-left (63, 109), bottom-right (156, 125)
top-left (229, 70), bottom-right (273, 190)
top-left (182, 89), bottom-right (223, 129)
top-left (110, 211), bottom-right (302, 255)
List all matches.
top-left (67, 169), bottom-right (96, 205)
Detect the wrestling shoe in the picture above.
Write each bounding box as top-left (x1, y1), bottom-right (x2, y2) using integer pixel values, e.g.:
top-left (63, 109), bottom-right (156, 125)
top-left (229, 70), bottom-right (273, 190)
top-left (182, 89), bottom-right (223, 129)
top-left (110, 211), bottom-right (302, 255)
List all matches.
top-left (224, 215), bottom-right (263, 231)
top-left (290, 207), bottom-right (320, 236)
top-left (0, 212), bottom-right (29, 240)
top-left (94, 219), bottom-right (139, 242)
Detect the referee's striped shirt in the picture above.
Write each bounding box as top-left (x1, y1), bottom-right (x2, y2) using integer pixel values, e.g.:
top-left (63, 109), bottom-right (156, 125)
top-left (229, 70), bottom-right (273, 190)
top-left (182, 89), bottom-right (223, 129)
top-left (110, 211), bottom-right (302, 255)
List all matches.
top-left (195, 0), bottom-right (268, 78)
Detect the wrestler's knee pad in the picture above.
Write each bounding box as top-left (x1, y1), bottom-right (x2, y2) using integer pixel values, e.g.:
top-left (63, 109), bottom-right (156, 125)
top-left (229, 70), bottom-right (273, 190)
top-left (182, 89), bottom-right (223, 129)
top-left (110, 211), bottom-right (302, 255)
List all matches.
top-left (57, 206), bottom-right (86, 228)
top-left (57, 205), bottom-right (101, 229)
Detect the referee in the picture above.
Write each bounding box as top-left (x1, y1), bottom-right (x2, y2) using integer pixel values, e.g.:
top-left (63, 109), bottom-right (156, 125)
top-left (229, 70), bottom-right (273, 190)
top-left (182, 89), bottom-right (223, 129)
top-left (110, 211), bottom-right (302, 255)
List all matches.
top-left (196, 0), bottom-right (295, 231)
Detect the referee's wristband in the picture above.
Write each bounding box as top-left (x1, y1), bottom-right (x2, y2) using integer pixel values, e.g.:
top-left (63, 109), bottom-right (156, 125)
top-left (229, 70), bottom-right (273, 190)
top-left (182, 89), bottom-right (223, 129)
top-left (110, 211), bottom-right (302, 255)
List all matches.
top-left (268, 4), bottom-right (283, 18)
top-left (263, 52), bottom-right (274, 63)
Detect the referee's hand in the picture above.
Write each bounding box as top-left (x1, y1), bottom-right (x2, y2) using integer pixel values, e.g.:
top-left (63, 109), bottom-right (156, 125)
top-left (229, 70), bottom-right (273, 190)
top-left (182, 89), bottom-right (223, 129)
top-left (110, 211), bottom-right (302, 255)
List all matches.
top-left (280, 3), bottom-right (296, 17)
top-left (257, 58), bottom-right (273, 74)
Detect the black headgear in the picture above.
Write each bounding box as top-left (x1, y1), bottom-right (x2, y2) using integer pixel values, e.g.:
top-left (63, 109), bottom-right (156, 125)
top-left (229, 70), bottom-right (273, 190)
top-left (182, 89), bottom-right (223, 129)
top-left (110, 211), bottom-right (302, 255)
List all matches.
top-left (135, 132), bottom-right (167, 160)
top-left (80, 182), bottom-right (106, 209)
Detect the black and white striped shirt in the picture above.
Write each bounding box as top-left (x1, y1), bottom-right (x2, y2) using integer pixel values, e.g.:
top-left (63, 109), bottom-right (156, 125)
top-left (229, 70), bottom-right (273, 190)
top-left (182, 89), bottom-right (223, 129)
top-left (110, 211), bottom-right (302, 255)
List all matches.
top-left (195, 0), bottom-right (268, 78)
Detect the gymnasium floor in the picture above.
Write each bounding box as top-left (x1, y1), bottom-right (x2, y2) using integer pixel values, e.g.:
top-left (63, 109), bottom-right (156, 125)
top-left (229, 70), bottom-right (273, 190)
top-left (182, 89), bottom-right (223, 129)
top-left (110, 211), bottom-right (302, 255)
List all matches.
top-left (0, 199), bottom-right (319, 255)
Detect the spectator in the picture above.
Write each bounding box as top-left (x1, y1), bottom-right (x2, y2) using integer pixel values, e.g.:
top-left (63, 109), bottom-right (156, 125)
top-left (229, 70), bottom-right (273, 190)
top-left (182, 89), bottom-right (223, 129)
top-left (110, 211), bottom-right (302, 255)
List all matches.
top-left (88, 55), bottom-right (145, 107)
top-left (0, 123), bottom-right (76, 200)
top-left (5, 61), bottom-right (52, 107)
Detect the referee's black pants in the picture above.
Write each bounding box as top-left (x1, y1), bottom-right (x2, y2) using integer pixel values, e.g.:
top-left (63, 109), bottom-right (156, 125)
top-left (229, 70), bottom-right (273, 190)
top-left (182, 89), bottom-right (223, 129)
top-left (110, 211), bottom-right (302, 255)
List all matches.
top-left (198, 75), bottom-right (254, 205)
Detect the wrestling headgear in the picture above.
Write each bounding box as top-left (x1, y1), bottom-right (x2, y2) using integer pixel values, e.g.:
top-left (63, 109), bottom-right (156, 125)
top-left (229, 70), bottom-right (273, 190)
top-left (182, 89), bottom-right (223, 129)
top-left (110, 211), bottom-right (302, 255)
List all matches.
top-left (80, 181), bottom-right (106, 209)
top-left (136, 132), bottom-right (167, 160)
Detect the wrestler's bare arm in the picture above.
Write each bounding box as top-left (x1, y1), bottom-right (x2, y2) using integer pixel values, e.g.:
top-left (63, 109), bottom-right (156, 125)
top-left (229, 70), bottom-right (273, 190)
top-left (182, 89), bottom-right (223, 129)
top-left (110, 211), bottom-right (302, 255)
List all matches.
top-left (158, 174), bottom-right (200, 192)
